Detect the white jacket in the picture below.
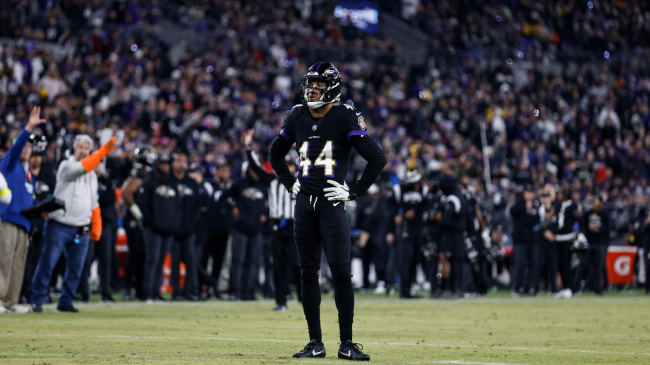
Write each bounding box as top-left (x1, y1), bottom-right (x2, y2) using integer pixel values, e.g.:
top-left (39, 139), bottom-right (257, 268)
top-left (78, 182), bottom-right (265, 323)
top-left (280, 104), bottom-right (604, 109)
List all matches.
top-left (50, 157), bottom-right (99, 227)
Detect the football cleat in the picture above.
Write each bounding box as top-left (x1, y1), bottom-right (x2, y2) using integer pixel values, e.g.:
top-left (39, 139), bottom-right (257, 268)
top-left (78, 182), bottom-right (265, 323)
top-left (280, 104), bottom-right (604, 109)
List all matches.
top-left (293, 339), bottom-right (326, 358)
top-left (338, 340), bottom-right (370, 361)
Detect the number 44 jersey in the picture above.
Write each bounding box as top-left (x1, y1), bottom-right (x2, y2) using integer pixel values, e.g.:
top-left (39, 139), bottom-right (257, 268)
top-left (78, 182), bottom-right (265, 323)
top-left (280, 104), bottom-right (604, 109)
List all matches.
top-left (279, 103), bottom-right (369, 196)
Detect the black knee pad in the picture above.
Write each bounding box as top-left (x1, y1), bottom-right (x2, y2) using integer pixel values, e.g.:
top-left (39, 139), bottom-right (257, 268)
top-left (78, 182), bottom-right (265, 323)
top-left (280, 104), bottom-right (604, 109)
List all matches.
top-left (330, 264), bottom-right (351, 283)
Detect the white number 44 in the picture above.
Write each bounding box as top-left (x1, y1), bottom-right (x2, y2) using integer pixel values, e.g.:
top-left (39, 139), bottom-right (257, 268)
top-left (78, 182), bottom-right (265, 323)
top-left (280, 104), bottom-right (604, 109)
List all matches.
top-left (298, 141), bottom-right (336, 177)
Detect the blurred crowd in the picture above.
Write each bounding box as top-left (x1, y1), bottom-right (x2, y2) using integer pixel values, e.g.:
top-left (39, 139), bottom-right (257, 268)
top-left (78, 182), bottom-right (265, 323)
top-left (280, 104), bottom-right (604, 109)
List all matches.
top-left (0, 0), bottom-right (649, 307)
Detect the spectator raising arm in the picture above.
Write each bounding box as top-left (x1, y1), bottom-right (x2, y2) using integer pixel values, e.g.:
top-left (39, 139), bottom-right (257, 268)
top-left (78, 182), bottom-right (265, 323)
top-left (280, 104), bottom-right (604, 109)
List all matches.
top-left (243, 129), bottom-right (275, 186)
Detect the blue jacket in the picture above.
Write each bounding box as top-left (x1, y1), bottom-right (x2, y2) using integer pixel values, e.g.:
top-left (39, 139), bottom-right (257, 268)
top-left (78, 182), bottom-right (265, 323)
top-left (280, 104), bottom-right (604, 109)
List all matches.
top-left (0, 129), bottom-right (36, 231)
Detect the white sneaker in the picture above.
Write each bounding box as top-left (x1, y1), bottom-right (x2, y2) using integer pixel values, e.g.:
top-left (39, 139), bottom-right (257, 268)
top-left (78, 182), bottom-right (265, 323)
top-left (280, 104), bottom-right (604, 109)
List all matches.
top-left (0, 306), bottom-right (7, 314)
top-left (374, 281), bottom-right (386, 295)
top-left (6, 305), bottom-right (31, 313)
top-left (553, 289), bottom-right (572, 299)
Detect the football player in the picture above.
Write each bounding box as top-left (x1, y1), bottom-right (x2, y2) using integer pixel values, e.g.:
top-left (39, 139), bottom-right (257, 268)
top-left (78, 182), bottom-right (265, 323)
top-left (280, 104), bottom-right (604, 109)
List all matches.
top-left (269, 62), bottom-right (387, 361)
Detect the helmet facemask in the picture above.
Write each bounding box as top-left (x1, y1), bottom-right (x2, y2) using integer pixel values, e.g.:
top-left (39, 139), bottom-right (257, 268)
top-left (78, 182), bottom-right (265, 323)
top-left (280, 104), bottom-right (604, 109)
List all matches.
top-left (301, 62), bottom-right (342, 109)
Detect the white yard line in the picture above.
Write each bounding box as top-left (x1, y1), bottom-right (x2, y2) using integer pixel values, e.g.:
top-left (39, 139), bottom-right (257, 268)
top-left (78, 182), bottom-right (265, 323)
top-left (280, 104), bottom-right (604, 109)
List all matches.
top-left (2, 333), bottom-right (649, 357)
top-left (0, 352), bottom-right (526, 365)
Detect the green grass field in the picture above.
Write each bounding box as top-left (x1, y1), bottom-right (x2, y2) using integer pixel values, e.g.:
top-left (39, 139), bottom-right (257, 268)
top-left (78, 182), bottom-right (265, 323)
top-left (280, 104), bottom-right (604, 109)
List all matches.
top-left (1, 291), bottom-right (649, 364)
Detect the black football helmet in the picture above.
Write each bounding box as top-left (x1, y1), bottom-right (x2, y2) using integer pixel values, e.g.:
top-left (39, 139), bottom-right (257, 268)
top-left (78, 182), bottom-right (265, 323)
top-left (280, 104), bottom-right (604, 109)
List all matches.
top-left (133, 147), bottom-right (157, 172)
top-left (301, 62), bottom-right (342, 109)
top-left (29, 134), bottom-right (48, 155)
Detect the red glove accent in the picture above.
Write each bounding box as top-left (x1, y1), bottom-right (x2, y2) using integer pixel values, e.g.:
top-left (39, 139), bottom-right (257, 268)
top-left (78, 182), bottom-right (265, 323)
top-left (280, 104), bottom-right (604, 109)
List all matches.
top-left (89, 206), bottom-right (103, 242)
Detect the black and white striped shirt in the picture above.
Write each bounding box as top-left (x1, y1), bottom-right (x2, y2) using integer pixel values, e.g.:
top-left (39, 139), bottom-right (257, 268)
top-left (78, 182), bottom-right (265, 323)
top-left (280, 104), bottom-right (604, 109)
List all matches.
top-left (269, 179), bottom-right (294, 220)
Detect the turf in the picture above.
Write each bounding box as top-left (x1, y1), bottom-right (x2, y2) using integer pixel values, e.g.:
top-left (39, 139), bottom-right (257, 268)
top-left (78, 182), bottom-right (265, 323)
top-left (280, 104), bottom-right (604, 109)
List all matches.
top-left (1, 291), bottom-right (649, 364)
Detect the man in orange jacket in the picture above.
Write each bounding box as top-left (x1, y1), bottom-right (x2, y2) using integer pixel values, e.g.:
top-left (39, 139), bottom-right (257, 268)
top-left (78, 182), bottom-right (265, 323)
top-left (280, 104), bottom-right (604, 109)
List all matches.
top-left (31, 135), bottom-right (116, 313)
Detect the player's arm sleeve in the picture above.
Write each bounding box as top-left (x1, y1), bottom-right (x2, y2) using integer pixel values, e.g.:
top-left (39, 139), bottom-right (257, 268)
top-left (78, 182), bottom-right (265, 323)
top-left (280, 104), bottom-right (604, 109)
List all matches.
top-left (269, 109), bottom-right (297, 192)
top-left (246, 147), bottom-right (275, 186)
top-left (0, 172), bottom-right (11, 204)
top-left (350, 136), bottom-right (387, 197)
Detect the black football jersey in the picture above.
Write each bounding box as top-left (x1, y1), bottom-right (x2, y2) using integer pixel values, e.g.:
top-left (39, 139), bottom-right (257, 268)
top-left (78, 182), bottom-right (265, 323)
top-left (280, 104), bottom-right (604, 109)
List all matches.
top-left (280, 103), bottom-right (369, 196)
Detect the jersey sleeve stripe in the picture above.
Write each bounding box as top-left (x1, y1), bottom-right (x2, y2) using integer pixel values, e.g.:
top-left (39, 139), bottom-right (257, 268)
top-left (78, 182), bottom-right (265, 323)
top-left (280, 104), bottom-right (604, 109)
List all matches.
top-left (347, 130), bottom-right (369, 142)
top-left (280, 129), bottom-right (290, 142)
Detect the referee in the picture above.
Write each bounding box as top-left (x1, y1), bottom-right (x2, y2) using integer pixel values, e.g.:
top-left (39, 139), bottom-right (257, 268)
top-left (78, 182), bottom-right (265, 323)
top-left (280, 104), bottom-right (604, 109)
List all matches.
top-left (243, 130), bottom-right (301, 311)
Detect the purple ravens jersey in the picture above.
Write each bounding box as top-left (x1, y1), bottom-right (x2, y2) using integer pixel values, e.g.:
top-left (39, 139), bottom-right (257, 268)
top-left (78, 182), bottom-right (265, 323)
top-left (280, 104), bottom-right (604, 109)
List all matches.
top-left (279, 103), bottom-right (368, 196)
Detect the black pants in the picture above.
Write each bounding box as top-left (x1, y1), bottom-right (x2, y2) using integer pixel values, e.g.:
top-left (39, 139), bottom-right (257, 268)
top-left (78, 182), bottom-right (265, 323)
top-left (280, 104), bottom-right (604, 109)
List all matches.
top-left (262, 234), bottom-right (274, 297)
top-left (79, 220), bottom-right (116, 298)
top-left (171, 234), bottom-right (198, 297)
top-left (21, 233), bottom-right (44, 302)
top-left (294, 193), bottom-right (354, 343)
top-left (441, 233), bottom-right (463, 293)
top-left (271, 221), bottom-right (301, 306)
top-left (556, 240), bottom-right (573, 290)
top-left (124, 216), bottom-right (145, 298)
top-left (513, 243), bottom-right (536, 294)
top-left (78, 240), bottom-right (96, 300)
top-left (398, 231), bottom-right (421, 297)
top-left (143, 228), bottom-right (173, 298)
top-left (472, 254), bottom-right (489, 295)
top-left (200, 232), bottom-right (229, 291)
top-left (540, 240), bottom-right (558, 292)
top-left (385, 237), bottom-right (398, 286)
top-left (573, 245), bottom-right (607, 294)
top-left (371, 235), bottom-right (389, 284)
top-left (229, 229), bottom-right (263, 299)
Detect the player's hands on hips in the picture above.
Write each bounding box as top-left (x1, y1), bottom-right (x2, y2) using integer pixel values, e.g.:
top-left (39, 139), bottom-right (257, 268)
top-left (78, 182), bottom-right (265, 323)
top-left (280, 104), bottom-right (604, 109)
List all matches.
top-left (323, 180), bottom-right (356, 201)
top-left (291, 180), bottom-right (301, 197)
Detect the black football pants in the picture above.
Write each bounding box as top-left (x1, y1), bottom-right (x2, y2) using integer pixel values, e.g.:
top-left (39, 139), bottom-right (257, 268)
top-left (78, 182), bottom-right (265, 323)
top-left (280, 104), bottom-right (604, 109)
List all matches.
top-left (294, 193), bottom-right (354, 343)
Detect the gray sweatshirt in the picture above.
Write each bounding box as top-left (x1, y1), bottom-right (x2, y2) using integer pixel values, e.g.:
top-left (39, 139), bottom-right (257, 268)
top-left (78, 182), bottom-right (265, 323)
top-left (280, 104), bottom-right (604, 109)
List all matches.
top-left (50, 157), bottom-right (99, 227)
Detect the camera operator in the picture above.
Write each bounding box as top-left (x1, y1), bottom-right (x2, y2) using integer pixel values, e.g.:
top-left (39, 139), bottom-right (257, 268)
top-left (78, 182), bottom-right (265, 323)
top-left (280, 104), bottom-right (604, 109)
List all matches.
top-left (510, 185), bottom-right (540, 296)
top-left (573, 195), bottom-right (610, 296)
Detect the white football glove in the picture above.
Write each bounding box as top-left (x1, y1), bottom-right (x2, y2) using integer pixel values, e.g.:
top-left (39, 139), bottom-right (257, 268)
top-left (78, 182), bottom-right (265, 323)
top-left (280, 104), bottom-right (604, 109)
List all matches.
top-left (291, 180), bottom-right (301, 198)
top-left (323, 180), bottom-right (355, 201)
top-left (129, 204), bottom-right (143, 221)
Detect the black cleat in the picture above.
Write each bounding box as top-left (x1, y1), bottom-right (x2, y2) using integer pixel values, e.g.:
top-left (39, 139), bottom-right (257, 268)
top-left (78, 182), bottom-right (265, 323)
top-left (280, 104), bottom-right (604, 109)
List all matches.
top-left (31, 303), bottom-right (43, 313)
top-left (338, 340), bottom-right (370, 361)
top-left (56, 305), bottom-right (79, 313)
top-left (293, 339), bottom-right (326, 358)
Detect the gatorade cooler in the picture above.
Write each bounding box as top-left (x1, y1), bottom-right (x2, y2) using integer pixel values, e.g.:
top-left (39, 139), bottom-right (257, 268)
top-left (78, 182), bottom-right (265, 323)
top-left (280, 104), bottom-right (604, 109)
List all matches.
top-left (606, 246), bottom-right (637, 285)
